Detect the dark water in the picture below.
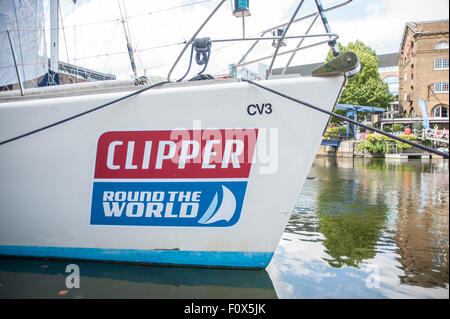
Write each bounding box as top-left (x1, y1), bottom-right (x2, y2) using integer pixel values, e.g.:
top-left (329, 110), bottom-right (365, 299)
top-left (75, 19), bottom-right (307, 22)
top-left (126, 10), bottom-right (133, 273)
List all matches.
top-left (0, 157), bottom-right (448, 299)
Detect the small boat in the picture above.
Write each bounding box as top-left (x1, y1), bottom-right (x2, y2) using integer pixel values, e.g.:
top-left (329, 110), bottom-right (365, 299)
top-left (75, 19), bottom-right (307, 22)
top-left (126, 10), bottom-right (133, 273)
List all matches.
top-left (0, 0), bottom-right (359, 268)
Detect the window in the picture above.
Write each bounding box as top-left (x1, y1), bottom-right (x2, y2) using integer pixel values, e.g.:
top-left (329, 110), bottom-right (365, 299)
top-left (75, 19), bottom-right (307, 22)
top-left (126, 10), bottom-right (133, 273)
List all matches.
top-left (435, 41), bottom-right (449, 49)
top-left (434, 58), bottom-right (449, 70)
top-left (403, 91), bottom-right (407, 101)
top-left (434, 81), bottom-right (449, 93)
top-left (392, 102), bottom-right (399, 112)
top-left (433, 105), bottom-right (449, 118)
top-left (383, 76), bottom-right (399, 96)
top-left (403, 71), bottom-right (407, 82)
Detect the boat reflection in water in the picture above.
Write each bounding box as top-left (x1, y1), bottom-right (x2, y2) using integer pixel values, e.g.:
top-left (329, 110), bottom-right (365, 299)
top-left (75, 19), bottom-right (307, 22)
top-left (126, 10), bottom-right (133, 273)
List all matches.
top-left (0, 257), bottom-right (277, 299)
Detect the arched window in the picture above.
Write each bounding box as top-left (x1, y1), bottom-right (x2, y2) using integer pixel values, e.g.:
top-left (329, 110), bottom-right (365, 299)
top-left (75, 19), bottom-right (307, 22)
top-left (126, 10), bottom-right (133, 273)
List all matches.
top-left (403, 91), bottom-right (407, 101)
top-left (434, 81), bottom-right (449, 93)
top-left (433, 105), bottom-right (449, 118)
top-left (403, 71), bottom-right (407, 82)
top-left (410, 108), bottom-right (415, 118)
top-left (435, 58), bottom-right (449, 70)
top-left (435, 41), bottom-right (449, 49)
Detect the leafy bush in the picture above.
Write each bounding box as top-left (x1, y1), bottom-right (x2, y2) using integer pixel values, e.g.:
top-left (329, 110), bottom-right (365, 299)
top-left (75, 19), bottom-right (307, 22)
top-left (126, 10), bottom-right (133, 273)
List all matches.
top-left (327, 126), bottom-right (347, 133)
top-left (412, 122), bottom-right (424, 131)
top-left (356, 134), bottom-right (417, 154)
top-left (356, 140), bottom-right (389, 154)
top-left (393, 124), bottom-right (403, 132)
top-left (396, 134), bottom-right (417, 150)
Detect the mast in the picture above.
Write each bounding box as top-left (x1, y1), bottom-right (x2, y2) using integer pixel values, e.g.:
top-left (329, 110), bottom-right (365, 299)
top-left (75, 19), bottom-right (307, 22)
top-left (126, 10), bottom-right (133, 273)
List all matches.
top-left (118, 0), bottom-right (137, 79)
top-left (50, 0), bottom-right (59, 75)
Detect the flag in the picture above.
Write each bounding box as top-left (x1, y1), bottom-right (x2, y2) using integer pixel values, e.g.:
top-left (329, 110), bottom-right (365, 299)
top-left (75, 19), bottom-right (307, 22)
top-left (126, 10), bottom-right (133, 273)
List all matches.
top-left (418, 99), bottom-right (430, 129)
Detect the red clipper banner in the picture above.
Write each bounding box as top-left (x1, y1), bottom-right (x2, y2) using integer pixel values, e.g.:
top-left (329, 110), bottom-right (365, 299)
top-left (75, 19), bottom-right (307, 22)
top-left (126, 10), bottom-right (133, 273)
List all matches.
top-left (94, 129), bottom-right (258, 179)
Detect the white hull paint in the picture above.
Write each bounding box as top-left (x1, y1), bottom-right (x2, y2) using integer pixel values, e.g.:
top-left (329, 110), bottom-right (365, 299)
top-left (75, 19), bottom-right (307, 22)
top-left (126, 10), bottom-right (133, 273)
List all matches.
top-left (0, 76), bottom-right (344, 268)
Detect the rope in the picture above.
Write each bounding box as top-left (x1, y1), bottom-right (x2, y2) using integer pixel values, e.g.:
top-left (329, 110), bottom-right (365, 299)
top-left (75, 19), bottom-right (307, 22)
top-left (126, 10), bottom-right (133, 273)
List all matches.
top-left (0, 81), bottom-right (169, 146)
top-left (242, 79), bottom-right (449, 159)
top-left (176, 37), bottom-right (213, 82)
top-left (193, 37), bottom-right (211, 65)
top-left (176, 44), bottom-right (195, 82)
top-left (191, 37), bottom-right (212, 80)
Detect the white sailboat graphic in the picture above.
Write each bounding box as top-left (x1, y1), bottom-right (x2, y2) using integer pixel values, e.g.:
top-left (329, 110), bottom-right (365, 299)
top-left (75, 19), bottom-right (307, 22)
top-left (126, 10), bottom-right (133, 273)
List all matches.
top-left (198, 186), bottom-right (237, 225)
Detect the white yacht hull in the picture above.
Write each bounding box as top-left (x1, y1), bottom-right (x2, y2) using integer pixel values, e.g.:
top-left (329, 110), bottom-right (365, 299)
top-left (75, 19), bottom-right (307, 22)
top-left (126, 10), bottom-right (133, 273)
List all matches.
top-left (0, 76), bottom-right (344, 268)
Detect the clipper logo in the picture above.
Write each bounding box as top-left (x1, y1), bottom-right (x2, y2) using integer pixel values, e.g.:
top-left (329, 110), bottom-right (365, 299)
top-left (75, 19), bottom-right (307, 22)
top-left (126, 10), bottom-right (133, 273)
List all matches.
top-left (90, 129), bottom-right (258, 227)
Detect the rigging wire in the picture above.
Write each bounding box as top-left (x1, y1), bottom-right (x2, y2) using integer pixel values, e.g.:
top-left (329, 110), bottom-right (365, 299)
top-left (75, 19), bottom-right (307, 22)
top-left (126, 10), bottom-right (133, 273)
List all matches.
top-left (59, 2), bottom-right (74, 83)
top-left (32, 0), bottom-right (46, 88)
top-left (0, 0), bottom-right (215, 33)
top-left (0, 81), bottom-right (170, 146)
top-left (0, 41), bottom-right (186, 70)
top-left (242, 79), bottom-right (449, 159)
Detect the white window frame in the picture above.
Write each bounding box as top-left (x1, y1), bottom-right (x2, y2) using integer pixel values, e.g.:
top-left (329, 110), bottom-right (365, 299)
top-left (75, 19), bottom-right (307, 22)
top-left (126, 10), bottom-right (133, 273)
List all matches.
top-left (434, 81), bottom-right (449, 93)
top-left (435, 41), bottom-right (449, 50)
top-left (434, 58), bottom-right (449, 70)
top-left (433, 105), bottom-right (449, 118)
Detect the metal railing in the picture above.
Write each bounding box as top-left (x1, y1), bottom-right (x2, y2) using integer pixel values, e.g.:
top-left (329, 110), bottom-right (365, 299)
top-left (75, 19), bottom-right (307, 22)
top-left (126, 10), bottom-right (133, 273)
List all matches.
top-left (167, 0), bottom-right (353, 82)
top-left (421, 128), bottom-right (449, 144)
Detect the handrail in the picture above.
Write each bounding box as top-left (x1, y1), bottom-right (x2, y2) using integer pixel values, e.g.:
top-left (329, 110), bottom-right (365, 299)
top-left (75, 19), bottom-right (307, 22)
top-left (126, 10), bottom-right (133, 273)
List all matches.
top-left (209, 33), bottom-right (338, 43)
top-left (231, 39), bottom-right (331, 69)
top-left (281, 14), bottom-right (319, 74)
top-left (228, 0), bottom-right (353, 77)
top-left (267, 0), bottom-right (305, 79)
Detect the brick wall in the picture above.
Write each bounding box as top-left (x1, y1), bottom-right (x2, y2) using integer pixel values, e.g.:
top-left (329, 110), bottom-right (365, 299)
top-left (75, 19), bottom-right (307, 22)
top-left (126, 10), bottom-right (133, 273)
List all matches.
top-left (398, 21), bottom-right (449, 120)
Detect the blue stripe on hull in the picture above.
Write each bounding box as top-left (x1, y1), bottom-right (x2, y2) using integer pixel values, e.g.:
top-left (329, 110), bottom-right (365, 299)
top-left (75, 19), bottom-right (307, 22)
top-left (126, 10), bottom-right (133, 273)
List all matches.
top-left (0, 245), bottom-right (273, 269)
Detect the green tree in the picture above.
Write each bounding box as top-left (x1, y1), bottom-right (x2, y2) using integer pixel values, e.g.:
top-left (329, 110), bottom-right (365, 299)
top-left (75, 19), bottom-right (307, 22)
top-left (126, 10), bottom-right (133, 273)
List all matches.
top-left (327, 41), bottom-right (395, 125)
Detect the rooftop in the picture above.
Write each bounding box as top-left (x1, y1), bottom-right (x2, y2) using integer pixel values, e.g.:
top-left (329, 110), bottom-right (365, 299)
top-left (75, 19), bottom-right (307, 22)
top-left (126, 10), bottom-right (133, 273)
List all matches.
top-left (378, 53), bottom-right (398, 68)
top-left (400, 19), bottom-right (449, 51)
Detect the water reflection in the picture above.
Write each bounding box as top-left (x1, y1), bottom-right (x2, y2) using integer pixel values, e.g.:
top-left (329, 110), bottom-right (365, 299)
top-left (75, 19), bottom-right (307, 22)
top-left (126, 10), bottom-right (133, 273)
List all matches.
top-left (0, 257), bottom-right (277, 299)
top-left (269, 157), bottom-right (448, 298)
top-left (315, 157), bottom-right (448, 287)
top-left (393, 160), bottom-right (449, 288)
top-left (314, 158), bottom-right (388, 268)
